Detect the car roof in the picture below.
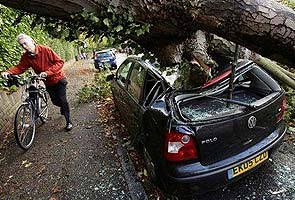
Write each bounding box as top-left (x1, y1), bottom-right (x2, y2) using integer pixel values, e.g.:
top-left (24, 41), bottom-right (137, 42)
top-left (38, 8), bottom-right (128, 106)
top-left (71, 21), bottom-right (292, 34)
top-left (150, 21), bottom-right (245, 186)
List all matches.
top-left (125, 55), bottom-right (176, 86)
top-left (95, 49), bottom-right (115, 53)
top-left (125, 56), bottom-right (255, 90)
top-left (125, 55), bottom-right (159, 74)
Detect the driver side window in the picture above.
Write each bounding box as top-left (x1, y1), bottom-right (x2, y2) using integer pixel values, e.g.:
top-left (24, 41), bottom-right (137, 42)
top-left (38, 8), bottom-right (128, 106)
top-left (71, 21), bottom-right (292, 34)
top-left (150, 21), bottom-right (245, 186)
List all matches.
top-left (116, 60), bottom-right (132, 86)
top-left (128, 62), bottom-right (146, 101)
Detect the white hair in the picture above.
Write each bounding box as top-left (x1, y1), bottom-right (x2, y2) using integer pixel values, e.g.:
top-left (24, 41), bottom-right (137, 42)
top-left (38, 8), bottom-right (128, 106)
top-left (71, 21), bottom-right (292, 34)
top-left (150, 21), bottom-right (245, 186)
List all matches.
top-left (16, 33), bottom-right (34, 43)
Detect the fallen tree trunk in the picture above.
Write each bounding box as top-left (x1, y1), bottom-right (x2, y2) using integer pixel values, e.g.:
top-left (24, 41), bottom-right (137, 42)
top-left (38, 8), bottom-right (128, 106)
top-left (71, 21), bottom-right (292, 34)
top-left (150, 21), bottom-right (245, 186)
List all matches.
top-left (275, 64), bottom-right (295, 80)
top-left (254, 56), bottom-right (295, 89)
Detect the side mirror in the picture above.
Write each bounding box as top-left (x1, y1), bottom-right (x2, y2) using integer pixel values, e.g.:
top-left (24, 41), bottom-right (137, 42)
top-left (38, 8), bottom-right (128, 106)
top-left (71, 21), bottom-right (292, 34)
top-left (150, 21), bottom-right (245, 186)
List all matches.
top-left (106, 74), bottom-right (115, 81)
top-left (120, 76), bottom-right (130, 84)
top-left (120, 76), bottom-right (125, 83)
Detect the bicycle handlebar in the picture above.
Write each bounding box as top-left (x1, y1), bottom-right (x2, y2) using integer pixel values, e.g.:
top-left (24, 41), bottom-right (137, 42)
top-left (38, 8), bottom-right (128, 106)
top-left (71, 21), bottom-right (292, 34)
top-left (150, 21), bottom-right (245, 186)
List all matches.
top-left (7, 74), bottom-right (20, 80)
top-left (7, 74), bottom-right (46, 81)
top-left (30, 74), bottom-right (46, 81)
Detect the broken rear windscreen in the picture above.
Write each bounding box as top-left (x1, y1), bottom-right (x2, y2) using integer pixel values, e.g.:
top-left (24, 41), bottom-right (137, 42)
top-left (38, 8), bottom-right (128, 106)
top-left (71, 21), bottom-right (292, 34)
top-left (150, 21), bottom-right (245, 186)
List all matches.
top-left (177, 63), bottom-right (281, 121)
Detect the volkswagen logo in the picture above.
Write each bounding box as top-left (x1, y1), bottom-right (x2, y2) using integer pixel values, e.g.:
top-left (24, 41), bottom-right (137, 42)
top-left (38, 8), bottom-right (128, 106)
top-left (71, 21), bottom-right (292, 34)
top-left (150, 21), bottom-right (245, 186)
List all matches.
top-left (248, 116), bottom-right (256, 129)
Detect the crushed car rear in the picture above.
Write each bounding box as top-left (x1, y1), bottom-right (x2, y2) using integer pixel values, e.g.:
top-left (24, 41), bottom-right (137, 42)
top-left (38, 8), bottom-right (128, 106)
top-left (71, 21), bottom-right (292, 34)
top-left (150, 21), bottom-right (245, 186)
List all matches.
top-left (159, 61), bottom-right (287, 193)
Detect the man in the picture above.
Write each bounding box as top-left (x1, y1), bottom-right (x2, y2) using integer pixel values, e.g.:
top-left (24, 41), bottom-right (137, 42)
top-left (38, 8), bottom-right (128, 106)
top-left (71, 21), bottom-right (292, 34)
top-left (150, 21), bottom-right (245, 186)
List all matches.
top-left (1, 33), bottom-right (73, 131)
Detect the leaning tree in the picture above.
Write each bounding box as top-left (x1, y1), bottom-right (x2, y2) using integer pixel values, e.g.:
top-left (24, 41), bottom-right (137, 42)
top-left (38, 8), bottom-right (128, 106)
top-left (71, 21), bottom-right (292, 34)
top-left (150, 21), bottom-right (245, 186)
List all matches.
top-left (0, 0), bottom-right (295, 86)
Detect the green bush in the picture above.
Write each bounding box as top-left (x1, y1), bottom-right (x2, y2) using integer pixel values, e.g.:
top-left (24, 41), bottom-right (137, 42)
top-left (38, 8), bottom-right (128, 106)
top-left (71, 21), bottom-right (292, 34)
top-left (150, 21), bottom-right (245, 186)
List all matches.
top-left (0, 5), bottom-right (76, 90)
top-left (77, 70), bottom-right (112, 103)
top-left (280, 0), bottom-right (295, 9)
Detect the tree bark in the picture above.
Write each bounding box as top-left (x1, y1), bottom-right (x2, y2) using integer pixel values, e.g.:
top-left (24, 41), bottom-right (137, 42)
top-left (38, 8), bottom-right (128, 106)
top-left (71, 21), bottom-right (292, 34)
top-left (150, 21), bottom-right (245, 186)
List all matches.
top-left (0, 0), bottom-right (295, 66)
top-left (0, 0), bottom-right (99, 20)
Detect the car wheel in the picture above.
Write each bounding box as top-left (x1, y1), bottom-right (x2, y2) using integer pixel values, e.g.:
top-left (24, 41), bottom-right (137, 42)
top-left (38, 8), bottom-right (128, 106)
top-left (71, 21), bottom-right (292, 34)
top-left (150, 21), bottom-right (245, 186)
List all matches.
top-left (110, 64), bottom-right (117, 70)
top-left (94, 62), bottom-right (100, 71)
top-left (143, 145), bottom-right (158, 184)
top-left (139, 127), bottom-right (167, 189)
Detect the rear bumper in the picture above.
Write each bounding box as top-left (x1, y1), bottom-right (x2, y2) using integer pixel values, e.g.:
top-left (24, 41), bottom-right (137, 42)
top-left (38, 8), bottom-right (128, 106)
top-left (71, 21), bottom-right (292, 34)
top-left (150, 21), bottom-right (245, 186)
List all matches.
top-left (162, 121), bottom-right (287, 194)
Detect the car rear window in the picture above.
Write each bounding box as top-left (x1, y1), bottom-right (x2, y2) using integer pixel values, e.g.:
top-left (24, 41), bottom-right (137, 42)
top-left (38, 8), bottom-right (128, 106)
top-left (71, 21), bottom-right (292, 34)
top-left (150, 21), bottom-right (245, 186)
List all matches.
top-left (180, 91), bottom-right (260, 121)
top-left (96, 52), bottom-right (113, 58)
top-left (176, 65), bottom-right (281, 121)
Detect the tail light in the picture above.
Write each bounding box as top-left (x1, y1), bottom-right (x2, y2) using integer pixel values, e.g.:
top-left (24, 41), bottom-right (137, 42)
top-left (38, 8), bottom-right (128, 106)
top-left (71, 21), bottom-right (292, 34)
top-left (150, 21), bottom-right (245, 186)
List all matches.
top-left (164, 131), bottom-right (198, 162)
top-left (276, 96), bottom-right (287, 122)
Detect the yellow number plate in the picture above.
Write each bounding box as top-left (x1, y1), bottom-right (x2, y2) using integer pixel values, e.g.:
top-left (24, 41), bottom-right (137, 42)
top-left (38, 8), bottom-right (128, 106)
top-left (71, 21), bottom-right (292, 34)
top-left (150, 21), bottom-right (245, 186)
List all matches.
top-left (227, 151), bottom-right (268, 180)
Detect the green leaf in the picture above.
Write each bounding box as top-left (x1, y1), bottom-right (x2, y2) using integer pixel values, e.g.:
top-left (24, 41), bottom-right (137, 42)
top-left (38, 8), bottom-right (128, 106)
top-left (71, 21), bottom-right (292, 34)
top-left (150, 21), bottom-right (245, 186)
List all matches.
top-left (128, 15), bottom-right (134, 22)
top-left (114, 25), bottom-right (123, 32)
top-left (142, 23), bottom-right (151, 33)
top-left (112, 15), bottom-right (117, 22)
top-left (80, 10), bottom-right (88, 19)
top-left (135, 29), bottom-right (145, 36)
top-left (107, 6), bottom-right (113, 13)
top-left (90, 15), bottom-right (100, 23)
top-left (103, 18), bottom-right (110, 27)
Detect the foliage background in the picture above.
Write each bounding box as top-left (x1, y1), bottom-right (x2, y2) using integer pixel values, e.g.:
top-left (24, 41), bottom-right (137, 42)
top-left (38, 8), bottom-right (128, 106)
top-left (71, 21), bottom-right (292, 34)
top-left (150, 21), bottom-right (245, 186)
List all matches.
top-left (0, 5), bottom-right (77, 89)
top-left (280, 0), bottom-right (295, 9)
top-left (77, 70), bottom-right (111, 104)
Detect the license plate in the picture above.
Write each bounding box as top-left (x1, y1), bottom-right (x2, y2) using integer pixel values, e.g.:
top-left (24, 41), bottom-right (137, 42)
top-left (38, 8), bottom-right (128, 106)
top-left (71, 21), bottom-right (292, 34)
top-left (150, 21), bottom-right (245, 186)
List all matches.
top-left (227, 151), bottom-right (268, 180)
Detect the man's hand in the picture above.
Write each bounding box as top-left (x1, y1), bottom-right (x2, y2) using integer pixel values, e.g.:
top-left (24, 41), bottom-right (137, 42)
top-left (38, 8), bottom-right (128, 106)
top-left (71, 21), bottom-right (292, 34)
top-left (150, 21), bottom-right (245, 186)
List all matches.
top-left (1, 72), bottom-right (10, 79)
top-left (39, 72), bottom-right (48, 78)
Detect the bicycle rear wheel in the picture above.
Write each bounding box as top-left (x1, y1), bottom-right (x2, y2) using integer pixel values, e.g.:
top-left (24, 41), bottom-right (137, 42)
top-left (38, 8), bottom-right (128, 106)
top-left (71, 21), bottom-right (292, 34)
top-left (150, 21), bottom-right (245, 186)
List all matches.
top-left (38, 92), bottom-right (48, 123)
top-left (14, 104), bottom-right (36, 150)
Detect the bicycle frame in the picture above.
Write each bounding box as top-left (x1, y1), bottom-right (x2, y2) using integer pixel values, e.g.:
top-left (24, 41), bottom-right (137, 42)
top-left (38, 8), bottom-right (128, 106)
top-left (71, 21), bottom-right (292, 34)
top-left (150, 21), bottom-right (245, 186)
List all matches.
top-left (21, 75), bottom-right (48, 122)
top-left (13, 74), bottom-right (49, 149)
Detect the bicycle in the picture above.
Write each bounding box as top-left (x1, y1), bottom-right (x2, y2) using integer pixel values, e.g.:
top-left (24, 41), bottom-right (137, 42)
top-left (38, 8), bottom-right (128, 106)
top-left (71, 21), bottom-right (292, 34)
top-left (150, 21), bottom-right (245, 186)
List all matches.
top-left (8, 74), bottom-right (49, 150)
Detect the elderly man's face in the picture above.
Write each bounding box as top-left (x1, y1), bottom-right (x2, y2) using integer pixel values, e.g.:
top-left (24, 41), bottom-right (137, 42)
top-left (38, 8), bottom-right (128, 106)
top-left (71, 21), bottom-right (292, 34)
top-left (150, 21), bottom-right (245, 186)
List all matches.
top-left (18, 38), bottom-right (36, 54)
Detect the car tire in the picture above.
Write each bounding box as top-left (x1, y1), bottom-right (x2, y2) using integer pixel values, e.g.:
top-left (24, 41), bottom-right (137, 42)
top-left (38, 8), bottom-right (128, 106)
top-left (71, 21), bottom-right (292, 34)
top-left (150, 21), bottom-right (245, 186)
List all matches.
top-left (94, 62), bottom-right (100, 70)
top-left (110, 64), bottom-right (117, 70)
top-left (140, 128), bottom-right (168, 191)
top-left (143, 145), bottom-right (159, 184)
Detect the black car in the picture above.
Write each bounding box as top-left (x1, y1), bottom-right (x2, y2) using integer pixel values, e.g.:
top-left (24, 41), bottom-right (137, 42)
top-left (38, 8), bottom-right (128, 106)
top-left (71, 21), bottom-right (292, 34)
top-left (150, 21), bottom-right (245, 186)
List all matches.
top-left (107, 56), bottom-right (287, 195)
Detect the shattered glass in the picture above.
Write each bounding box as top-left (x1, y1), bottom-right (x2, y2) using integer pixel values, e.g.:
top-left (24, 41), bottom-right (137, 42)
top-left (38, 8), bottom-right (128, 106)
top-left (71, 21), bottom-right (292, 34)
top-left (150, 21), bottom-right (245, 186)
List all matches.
top-left (180, 91), bottom-right (260, 121)
top-left (181, 100), bottom-right (241, 121)
top-left (232, 92), bottom-right (259, 104)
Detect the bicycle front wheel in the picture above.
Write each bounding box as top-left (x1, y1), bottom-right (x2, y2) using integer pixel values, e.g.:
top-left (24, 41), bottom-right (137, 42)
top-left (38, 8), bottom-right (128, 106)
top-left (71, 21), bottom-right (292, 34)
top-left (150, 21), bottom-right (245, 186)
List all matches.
top-left (14, 104), bottom-right (36, 150)
top-left (38, 92), bottom-right (49, 123)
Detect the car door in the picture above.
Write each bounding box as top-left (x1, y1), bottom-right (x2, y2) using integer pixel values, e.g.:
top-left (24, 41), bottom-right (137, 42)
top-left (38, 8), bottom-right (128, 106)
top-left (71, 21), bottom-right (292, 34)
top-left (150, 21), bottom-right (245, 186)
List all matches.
top-left (124, 61), bottom-right (147, 139)
top-left (112, 59), bottom-right (133, 122)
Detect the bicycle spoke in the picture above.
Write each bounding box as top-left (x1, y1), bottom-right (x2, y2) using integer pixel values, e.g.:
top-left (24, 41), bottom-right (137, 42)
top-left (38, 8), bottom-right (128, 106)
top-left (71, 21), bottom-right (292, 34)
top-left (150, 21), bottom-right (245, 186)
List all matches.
top-left (38, 92), bottom-right (48, 122)
top-left (18, 108), bottom-right (31, 144)
top-left (22, 127), bottom-right (33, 145)
top-left (14, 104), bottom-right (35, 149)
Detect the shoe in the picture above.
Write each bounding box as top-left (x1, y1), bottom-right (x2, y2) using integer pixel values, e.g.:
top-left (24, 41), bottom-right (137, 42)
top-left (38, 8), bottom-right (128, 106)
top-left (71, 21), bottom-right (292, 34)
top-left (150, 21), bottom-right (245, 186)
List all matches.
top-left (65, 123), bottom-right (73, 131)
